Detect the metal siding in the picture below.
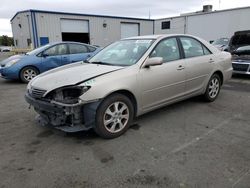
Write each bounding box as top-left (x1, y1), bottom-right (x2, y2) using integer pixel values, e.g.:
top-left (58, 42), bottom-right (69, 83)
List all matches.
top-left (11, 7), bottom-right (250, 48)
top-left (34, 12), bottom-right (153, 47)
top-left (154, 17), bottom-right (185, 34)
top-left (186, 8), bottom-right (250, 41)
top-left (11, 12), bottom-right (34, 49)
top-left (35, 13), bottom-right (63, 44)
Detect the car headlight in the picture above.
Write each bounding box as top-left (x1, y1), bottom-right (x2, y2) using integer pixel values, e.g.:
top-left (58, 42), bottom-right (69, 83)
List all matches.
top-left (5, 59), bottom-right (20, 68)
top-left (47, 86), bottom-right (90, 104)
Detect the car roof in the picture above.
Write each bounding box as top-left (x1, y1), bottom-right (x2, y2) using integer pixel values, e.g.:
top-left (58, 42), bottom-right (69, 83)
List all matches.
top-left (123, 34), bottom-right (196, 40)
top-left (48, 41), bottom-right (97, 48)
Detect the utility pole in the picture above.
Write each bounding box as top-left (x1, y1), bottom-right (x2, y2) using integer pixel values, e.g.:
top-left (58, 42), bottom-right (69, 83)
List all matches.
top-left (219, 0), bottom-right (221, 9)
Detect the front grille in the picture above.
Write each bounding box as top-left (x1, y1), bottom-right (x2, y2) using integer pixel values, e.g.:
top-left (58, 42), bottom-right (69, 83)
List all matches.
top-left (232, 63), bottom-right (249, 72)
top-left (30, 87), bottom-right (47, 98)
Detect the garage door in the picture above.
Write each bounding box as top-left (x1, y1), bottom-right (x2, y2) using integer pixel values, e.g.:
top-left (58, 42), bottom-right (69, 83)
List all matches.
top-left (60, 19), bottom-right (90, 44)
top-left (61, 19), bottom-right (89, 33)
top-left (121, 23), bottom-right (139, 39)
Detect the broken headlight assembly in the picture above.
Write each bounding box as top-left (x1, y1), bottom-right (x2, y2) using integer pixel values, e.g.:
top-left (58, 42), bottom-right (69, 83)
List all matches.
top-left (46, 86), bottom-right (90, 104)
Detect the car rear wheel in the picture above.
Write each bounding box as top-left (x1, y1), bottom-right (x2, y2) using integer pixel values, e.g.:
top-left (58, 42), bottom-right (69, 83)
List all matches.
top-left (20, 66), bottom-right (39, 83)
top-left (204, 74), bottom-right (221, 102)
top-left (95, 94), bottom-right (134, 139)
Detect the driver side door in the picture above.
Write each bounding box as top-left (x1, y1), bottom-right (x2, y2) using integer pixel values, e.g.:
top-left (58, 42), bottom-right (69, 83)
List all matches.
top-left (139, 37), bottom-right (186, 112)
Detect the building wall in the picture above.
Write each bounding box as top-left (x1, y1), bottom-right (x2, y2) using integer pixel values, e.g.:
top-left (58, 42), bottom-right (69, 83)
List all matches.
top-left (186, 8), bottom-right (250, 42)
top-left (11, 7), bottom-right (250, 49)
top-left (34, 12), bottom-right (153, 47)
top-left (154, 17), bottom-right (185, 34)
top-left (11, 12), bottom-right (34, 49)
top-left (155, 7), bottom-right (250, 42)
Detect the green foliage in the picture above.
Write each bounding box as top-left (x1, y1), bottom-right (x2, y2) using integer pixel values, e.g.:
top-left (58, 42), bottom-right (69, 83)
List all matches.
top-left (0, 35), bottom-right (14, 46)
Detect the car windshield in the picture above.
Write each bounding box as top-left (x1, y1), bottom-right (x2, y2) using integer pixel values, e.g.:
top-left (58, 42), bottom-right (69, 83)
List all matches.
top-left (212, 38), bottom-right (229, 45)
top-left (26, 44), bottom-right (51, 56)
top-left (88, 39), bottom-right (155, 66)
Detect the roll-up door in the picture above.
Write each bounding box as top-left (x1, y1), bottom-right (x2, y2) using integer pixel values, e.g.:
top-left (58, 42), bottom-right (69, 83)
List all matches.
top-left (61, 19), bottom-right (89, 33)
top-left (121, 23), bottom-right (139, 39)
top-left (60, 19), bottom-right (90, 44)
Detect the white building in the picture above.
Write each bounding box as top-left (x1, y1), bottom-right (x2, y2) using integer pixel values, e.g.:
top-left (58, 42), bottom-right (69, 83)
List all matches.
top-left (11, 6), bottom-right (250, 49)
top-left (156, 6), bottom-right (250, 43)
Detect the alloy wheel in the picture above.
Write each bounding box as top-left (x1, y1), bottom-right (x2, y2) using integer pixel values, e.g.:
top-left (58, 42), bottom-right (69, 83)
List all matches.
top-left (23, 69), bottom-right (37, 81)
top-left (103, 101), bottom-right (129, 133)
top-left (208, 77), bottom-right (220, 98)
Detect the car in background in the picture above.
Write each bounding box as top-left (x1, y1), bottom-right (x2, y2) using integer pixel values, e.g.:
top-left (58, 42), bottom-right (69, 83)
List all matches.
top-left (0, 46), bottom-right (12, 52)
top-left (2, 48), bottom-right (11, 52)
top-left (25, 34), bottom-right (232, 139)
top-left (232, 45), bottom-right (250, 74)
top-left (228, 30), bottom-right (250, 52)
top-left (212, 38), bottom-right (229, 51)
top-left (0, 42), bottom-right (99, 83)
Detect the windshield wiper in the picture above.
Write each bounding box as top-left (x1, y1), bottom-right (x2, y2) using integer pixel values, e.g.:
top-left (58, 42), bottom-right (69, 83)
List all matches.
top-left (83, 59), bottom-right (91, 63)
top-left (90, 61), bottom-right (112, 65)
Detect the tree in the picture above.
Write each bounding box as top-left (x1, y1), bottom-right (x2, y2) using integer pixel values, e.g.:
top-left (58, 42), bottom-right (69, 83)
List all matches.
top-left (0, 35), bottom-right (14, 46)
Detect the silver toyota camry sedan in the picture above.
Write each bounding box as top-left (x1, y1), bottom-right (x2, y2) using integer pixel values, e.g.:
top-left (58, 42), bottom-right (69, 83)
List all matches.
top-left (25, 34), bottom-right (232, 138)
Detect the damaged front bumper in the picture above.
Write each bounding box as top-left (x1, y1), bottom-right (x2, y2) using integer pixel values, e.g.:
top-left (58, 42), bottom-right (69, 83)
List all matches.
top-left (25, 93), bottom-right (100, 132)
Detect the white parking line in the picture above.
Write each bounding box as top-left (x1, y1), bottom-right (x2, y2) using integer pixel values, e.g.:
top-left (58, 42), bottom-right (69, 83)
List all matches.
top-left (151, 113), bottom-right (242, 164)
top-left (230, 79), bottom-right (250, 85)
top-left (232, 169), bottom-right (250, 188)
top-left (170, 114), bottom-right (239, 154)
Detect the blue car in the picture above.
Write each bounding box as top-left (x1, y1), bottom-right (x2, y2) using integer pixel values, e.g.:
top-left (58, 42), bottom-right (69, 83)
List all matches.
top-left (0, 42), bottom-right (99, 83)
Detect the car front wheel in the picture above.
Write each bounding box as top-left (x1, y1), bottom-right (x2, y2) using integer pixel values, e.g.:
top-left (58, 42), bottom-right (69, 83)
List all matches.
top-left (20, 66), bottom-right (39, 83)
top-left (204, 74), bottom-right (221, 102)
top-left (95, 94), bottom-right (134, 139)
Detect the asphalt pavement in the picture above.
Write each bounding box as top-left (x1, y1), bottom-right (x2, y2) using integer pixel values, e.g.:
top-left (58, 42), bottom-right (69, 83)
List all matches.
top-left (0, 53), bottom-right (250, 188)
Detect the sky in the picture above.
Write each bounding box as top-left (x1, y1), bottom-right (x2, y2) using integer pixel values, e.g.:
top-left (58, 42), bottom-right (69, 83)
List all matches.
top-left (0, 0), bottom-right (250, 37)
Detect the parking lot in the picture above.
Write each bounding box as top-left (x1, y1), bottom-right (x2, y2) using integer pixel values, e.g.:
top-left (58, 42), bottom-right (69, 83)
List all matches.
top-left (0, 53), bottom-right (250, 188)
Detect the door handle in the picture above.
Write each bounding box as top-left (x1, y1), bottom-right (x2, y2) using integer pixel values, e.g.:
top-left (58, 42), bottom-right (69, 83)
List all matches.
top-left (208, 59), bottom-right (214, 63)
top-left (177, 65), bottom-right (185, 70)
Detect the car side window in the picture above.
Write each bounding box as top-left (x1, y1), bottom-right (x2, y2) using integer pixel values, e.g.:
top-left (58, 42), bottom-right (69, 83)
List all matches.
top-left (69, 44), bottom-right (88, 54)
top-left (180, 37), bottom-right (210, 58)
top-left (150, 37), bottom-right (180, 63)
top-left (88, 46), bottom-right (97, 52)
top-left (44, 44), bottom-right (68, 56)
top-left (203, 46), bottom-right (212, 55)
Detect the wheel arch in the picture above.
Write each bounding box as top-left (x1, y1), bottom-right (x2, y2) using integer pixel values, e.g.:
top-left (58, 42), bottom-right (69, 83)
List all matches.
top-left (104, 89), bottom-right (138, 117)
top-left (213, 70), bottom-right (224, 85)
top-left (19, 65), bottom-right (40, 79)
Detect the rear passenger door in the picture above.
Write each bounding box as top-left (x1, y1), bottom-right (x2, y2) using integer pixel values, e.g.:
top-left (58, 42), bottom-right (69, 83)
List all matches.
top-left (179, 37), bottom-right (214, 94)
top-left (68, 44), bottom-right (93, 63)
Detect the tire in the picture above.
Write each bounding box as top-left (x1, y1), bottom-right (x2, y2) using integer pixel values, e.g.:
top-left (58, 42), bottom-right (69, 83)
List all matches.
top-left (20, 66), bottom-right (39, 83)
top-left (204, 74), bottom-right (221, 102)
top-left (95, 94), bottom-right (134, 139)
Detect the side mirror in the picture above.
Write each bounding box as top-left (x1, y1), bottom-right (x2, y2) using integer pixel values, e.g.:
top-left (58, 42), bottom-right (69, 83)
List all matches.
top-left (144, 57), bottom-right (163, 68)
top-left (42, 52), bottom-right (49, 58)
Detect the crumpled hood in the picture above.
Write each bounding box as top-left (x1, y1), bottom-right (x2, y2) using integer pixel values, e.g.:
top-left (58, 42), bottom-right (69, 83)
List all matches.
top-left (30, 62), bottom-right (124, 92)
top-left (0, 54), bottom-right (23, 66)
